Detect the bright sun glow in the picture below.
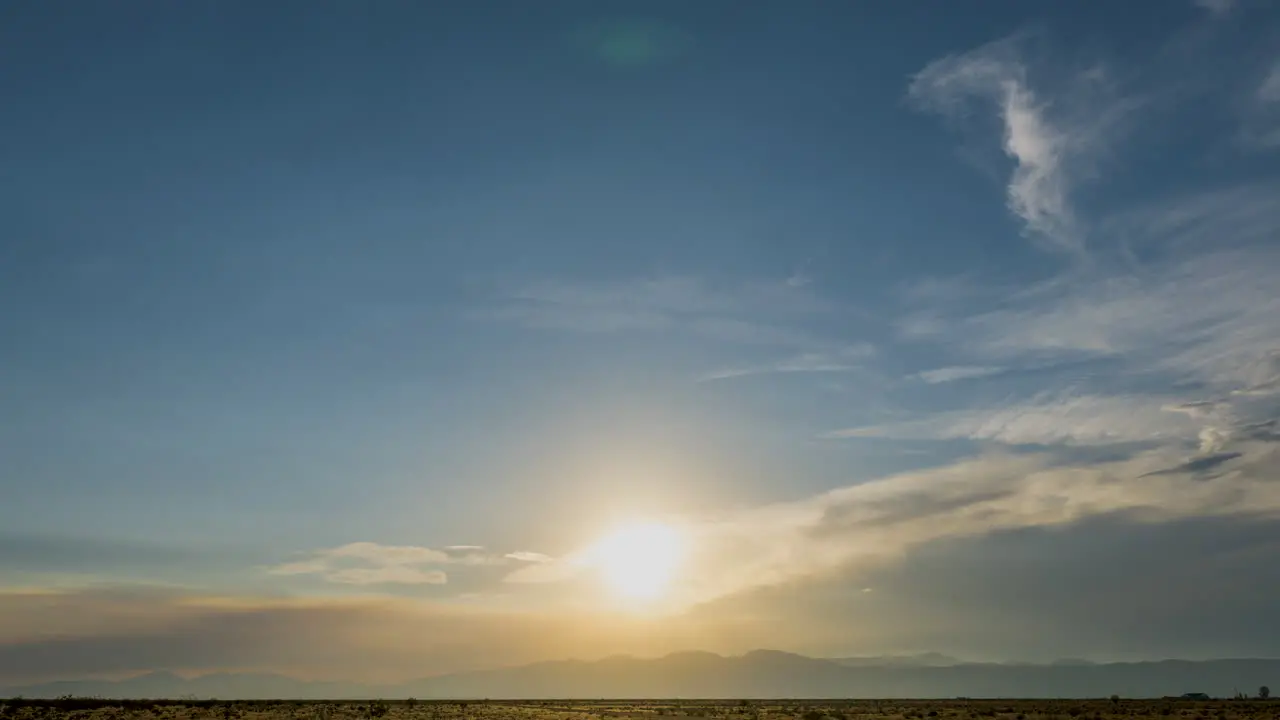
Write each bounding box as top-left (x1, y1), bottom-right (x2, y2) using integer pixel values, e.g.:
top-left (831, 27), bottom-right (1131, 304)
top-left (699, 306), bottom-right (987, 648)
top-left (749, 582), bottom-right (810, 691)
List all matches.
top-left (590, 521), bottom-right (683, 601)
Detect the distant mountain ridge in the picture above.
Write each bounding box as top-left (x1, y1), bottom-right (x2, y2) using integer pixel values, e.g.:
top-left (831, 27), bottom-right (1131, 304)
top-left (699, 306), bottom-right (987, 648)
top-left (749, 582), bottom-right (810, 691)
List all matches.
top-left (5, 651), bottom-right (1279, 699)
top-left (830, 653), bottom-right (965, 668)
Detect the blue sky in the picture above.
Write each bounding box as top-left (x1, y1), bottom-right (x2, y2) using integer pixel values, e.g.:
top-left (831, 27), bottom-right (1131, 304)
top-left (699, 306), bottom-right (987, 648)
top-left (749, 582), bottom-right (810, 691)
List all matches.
top-left (3, 0), bottom-right (1280, 683)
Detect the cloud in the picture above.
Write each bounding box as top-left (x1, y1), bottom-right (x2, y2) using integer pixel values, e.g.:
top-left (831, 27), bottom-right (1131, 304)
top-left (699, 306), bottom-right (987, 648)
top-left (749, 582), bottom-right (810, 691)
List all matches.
top-left (712, 514), bottom-right (1280, 663)
top-left (1101, 183), bottom-right (1280, 256)
top-left (502, 559), bottom-right (580, 585)
top-left (1242, 59), bottom-right (1280, 148)
top-left (499, 13), bottom-right (1280, 655)
top-left (327, 543), bottom-right (451, 565)
top-left (490, 276), bottom-right (836, 348)
top-left (1141, 451), bottom-right (1243, 477)
top-left (500, 547), bottom-right (612, 586)
top-left (792, 36), bottom-right (1280, 623)
top-left (1194, 0), bottom-right (1237, 15)
top-left (900, 22), bottom-right (1280, 457)
top-left (915, 366), bottom-right (1005, 384)
top-left (785, 268), bottom-right (812, 288)
top-left (698, 346), bottom-right (874, 382)
top-left (504, 551), bottom-right (553, 563)
top-left (1259, 61), bottom-right (1280, 103)
top-left (1233, 372), bottom-right (1280, 397)
top-left (487, 425), bottom-right (1280, 610)
top-left (7, 440), bottom-right (1280, 684)
top-left (680, 438), bottom-right (1280, 606)
top-left (882, 189), bottom-right (1280, 450)
top-left (323, 567), bottom-right (447, 586)
top-left (266, 542), bottom-right (512, 586)
top-left (827, 393), bottom-right (1200, 446)
top-left (968, 245), bottom-right (1280, 388)
top-left (909, 34), bottom-right (1132, 256)
top-left (500, 550), bottom-right (575, 584)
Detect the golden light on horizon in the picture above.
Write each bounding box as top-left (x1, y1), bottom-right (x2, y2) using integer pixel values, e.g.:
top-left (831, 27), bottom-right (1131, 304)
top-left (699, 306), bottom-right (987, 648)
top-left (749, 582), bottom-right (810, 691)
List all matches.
top-left (590, 521), bottom-right (684, 601)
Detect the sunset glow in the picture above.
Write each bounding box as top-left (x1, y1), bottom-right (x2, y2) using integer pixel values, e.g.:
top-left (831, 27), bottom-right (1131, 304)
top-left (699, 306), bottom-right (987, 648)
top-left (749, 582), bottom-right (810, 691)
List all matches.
top-left (590, 522), bottom-right (684, 601)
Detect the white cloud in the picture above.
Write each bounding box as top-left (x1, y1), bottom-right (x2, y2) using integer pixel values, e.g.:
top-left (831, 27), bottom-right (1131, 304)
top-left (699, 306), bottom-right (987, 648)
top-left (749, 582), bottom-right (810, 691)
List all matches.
top-left (325, 542), bottom-right (450, 565)
top-left (265, 542), bottom-right (512, 586)
top-left (1197, 426), bottom-right (1231, 454)
top-left (502, 548), bottom-right (608, 585)
top-left (504, 551), bottom-right (553, 563)
top-left (916, 366), bottom-right (1005, 384)
top-left (1003, 85), bottom-right (1076, 251)
top-left (909, 35), bottom-right (1131, 256)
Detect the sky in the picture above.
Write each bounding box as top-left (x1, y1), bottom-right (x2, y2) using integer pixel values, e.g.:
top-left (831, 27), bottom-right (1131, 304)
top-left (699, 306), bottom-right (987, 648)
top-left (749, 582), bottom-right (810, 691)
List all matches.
top-left (3, 0), bottom-right (1280, 685)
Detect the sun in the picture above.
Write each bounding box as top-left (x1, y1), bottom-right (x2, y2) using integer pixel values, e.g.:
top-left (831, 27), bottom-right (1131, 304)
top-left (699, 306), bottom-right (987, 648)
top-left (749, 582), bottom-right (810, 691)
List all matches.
top-left (589, 521), bottom-right (683, 601)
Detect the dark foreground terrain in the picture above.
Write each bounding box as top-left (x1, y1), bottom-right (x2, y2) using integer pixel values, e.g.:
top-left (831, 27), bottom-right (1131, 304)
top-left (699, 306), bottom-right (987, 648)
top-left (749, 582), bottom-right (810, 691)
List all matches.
top-left (2, 698), bottom-right (1280, 720)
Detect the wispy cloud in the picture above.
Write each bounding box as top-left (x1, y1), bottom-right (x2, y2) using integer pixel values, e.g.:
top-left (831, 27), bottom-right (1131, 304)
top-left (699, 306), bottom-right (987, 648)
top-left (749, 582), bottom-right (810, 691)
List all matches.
top-left (698, 345), bottom-right (874, 383)
top-left (826, 393), bottom-right (1200, 446)
top-left (915, 366), bottom-right (1005, 384)
top-left (1259, 61), bottom-right (1280, 103)
top-left (265, 543), bottom-right (511, 586)
top-left (503, 551), bottom-right (553, 563)
top-left (1101, 183), bottom-right (1280, 256)
top-left (1194, 0), bottom-right (1237, 15)
top-left (491, 276), bottom-right (834, 348)
top-left (908, 34), bottom-right (1134, 257)
top-left (967, 244), bottom-right (1280, 388)
top-left (503, 556), bottom-right (579, 585)
top-left (873, 209), bottom-right (1280, 453)
top-left (1242, 59), bottom-right (1280, 148)
top-left (845, 27), bottom-right (1280, 515)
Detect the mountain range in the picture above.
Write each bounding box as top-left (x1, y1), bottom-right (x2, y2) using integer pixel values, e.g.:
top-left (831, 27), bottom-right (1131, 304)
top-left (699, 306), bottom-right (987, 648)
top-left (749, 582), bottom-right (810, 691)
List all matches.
top-left (5, 651), bottom-right (1278, 699)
